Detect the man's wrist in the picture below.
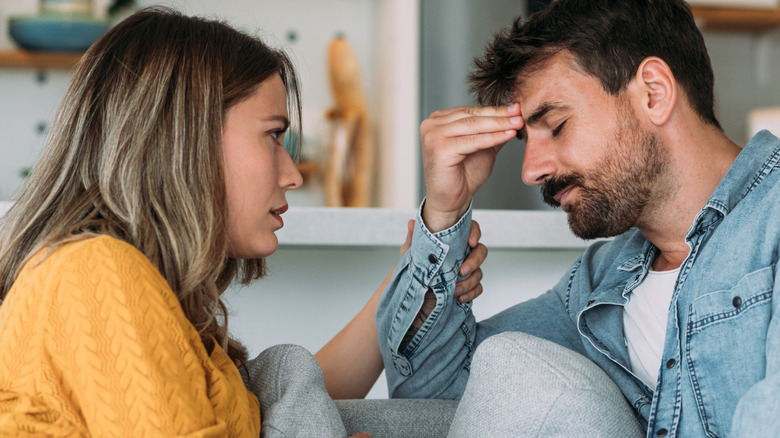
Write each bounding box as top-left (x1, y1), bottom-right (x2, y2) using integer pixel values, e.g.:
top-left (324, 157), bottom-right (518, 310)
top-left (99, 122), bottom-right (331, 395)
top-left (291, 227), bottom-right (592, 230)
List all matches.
top-left (421, 203), bottom-right (470, 233)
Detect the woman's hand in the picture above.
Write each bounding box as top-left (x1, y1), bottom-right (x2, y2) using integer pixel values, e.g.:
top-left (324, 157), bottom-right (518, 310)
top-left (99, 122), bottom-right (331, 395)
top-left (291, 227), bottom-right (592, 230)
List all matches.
top-left (400, 219), bottom-right (488, 303)
top-left (457, 220), bottom-right (487, 303)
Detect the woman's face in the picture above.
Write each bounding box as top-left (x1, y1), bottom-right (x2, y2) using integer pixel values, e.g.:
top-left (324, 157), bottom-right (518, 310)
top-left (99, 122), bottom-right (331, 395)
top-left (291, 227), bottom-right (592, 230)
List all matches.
top-left (222, 74), bottom-right (303, 259)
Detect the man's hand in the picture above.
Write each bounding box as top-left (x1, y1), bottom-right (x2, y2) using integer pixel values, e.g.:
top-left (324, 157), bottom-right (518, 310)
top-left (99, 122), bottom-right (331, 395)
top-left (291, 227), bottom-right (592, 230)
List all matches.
top-left (420, 103), bottom-right (523, 232)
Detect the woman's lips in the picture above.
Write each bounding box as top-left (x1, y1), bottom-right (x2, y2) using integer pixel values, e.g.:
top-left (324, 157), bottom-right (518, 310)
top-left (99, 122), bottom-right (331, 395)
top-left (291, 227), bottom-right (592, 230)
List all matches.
top-left (271, 204), bottom-right (288, 226)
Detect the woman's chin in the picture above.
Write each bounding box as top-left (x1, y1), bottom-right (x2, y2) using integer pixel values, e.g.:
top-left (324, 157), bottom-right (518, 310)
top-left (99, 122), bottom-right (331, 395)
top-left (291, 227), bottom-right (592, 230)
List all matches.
top-left (227, 237), bottom-right (278, 259)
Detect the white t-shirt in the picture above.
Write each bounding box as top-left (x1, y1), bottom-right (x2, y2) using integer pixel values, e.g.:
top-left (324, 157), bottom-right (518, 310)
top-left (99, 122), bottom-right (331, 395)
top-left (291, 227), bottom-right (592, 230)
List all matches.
top-left (622, 267), bottom-right (680, 390)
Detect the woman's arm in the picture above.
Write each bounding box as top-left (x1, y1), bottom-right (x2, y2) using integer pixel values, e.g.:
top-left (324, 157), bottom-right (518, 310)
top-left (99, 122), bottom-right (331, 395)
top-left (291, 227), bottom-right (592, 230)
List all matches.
top-left (315, 220), bottom-right (487, 399)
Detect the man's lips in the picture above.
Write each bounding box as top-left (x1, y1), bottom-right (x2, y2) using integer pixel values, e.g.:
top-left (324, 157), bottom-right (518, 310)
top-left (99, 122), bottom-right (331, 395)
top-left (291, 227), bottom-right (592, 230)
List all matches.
top-left (554, 186), bottom-right (574, 206)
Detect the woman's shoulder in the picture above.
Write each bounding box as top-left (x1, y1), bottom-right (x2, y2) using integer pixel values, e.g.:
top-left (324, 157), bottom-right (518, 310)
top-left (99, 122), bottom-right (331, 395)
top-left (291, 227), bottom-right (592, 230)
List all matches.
top-left (27, 235), bottom-right (160, 281)
top-left (13, 235), bottom-right (173, 310)
top-left (38, 235), bottom-right (148, 266)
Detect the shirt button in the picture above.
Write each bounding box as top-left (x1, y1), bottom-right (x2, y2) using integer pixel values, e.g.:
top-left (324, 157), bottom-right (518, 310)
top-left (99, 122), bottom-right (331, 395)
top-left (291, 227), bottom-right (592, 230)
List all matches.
top-left (666, 358), bottom-right (676, 369)
top-left (656, 428), bottom-right (669, 437)
top-left (732, 296), bottom-right (742, 308)
top-left (428, 254), bottom-right (438, 264)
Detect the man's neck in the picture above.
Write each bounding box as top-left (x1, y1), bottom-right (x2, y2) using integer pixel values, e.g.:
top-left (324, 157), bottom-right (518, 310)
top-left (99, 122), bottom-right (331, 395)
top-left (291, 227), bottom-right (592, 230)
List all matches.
top-left (639, 125), bottom-right (742, 271)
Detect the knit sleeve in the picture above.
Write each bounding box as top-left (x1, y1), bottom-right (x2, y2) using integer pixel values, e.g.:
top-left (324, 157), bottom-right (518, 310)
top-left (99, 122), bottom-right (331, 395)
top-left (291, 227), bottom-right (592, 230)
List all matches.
top-left (39, 237), bottom-right (237, 437)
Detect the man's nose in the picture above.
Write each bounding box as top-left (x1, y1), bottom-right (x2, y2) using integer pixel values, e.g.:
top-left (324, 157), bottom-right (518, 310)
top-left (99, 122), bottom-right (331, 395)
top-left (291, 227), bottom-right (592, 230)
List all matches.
top-left (521, 137), bottom-right (557, 185)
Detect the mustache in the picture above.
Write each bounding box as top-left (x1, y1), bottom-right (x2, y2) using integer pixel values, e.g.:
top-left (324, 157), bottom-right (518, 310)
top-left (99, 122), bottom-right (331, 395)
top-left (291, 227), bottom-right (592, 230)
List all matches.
top-left (541, 174), bottom-right (584, 207)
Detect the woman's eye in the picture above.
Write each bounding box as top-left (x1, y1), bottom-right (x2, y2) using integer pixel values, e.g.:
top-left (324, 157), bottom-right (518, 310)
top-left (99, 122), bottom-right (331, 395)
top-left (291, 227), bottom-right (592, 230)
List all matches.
top-left (270, 129), bottom-right (286, 143)
top-left (552, 121), bottom-right (566, 138)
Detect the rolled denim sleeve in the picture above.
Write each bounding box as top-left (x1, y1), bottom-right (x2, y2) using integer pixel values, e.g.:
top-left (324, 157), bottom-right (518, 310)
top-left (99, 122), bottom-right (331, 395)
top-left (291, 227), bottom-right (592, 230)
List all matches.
top-left (376, 200), bottom-right (474, 400)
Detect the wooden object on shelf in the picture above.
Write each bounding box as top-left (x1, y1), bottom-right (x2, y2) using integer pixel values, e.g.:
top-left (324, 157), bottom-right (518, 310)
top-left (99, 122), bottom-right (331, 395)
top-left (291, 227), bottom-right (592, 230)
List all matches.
top-left (0, 50), bottom-right (82, 69)
top-left (324, 36), bottom-right (373, 208)
top-left (297, 161), bottom-right (320, 178)
top-left (692, 6), bottom-right (780, 31)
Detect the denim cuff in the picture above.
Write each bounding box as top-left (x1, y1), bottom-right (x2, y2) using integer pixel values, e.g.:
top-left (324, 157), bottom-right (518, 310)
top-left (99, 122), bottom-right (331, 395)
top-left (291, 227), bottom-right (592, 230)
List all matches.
top-left (409, 199), bottom-right (472, 287)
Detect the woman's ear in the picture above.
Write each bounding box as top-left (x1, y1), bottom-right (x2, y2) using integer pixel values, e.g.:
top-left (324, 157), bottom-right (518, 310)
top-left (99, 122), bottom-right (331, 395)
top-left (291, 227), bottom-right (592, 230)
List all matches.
top-left (633, 57), bottom-right (677, 126)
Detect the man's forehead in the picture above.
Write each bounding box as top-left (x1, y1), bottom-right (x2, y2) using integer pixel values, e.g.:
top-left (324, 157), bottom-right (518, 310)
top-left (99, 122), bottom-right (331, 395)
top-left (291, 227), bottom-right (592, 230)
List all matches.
top-left (510, 52), bottom-right (598, 116)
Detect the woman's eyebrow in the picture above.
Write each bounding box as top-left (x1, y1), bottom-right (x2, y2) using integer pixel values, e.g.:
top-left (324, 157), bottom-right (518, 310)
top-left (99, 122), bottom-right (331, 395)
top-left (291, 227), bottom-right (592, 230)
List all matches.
top-left (264, 115), bottom-right (290, 130)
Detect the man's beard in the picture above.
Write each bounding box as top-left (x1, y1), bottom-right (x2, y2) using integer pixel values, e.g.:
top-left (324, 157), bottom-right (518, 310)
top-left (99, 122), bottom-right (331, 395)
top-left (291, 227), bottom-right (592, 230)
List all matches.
top-left (541, 111), bottom-right (670, 240)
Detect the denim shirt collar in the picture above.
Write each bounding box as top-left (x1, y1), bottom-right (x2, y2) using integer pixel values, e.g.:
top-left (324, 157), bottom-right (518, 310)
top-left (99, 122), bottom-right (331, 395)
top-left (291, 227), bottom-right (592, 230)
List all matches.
top-left (692, 130), bottom-right (780, 236)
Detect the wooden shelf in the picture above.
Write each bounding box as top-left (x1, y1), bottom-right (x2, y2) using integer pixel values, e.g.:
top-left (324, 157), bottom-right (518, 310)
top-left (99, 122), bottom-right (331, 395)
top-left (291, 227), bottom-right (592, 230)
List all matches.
top-left (692, 6), bottom-right (780, 31)
top-left (0, 50), bottom-right (82, 69)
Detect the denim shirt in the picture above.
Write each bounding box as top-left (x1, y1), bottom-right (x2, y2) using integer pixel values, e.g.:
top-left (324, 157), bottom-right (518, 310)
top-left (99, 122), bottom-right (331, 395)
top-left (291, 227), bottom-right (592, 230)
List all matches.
top-left (377, 130), bottom-right (780, 438)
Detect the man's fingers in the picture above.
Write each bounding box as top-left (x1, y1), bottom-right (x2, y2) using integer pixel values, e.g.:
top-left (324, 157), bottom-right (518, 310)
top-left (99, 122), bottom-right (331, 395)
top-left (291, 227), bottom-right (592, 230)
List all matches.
top-left (429, 103), bottom-right (521, 122)
top-left (423, 130), bottom-right (517, 162)
top-left (433, 114), bottom-right (523, 139)
top-left (421, 111), bottom-right (522, 160)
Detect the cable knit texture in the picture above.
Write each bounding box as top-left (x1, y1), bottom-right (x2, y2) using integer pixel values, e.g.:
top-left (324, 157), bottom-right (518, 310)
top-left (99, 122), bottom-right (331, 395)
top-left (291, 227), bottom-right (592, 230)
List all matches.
top-left (0, 236), bottom-right (260, 437)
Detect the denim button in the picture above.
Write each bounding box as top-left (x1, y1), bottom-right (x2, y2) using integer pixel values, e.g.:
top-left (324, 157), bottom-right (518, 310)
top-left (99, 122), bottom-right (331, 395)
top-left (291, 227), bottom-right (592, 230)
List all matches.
top-left (732, 296), bottom-right (742, 308)
top-left (666, 358), bottom-right (676, 369)
top-left (392, 354), bottom-right (412, 377)
top-left (656, 428), bottom-right (668, 437)
top-left (428, 254), bottom-right (438, 264)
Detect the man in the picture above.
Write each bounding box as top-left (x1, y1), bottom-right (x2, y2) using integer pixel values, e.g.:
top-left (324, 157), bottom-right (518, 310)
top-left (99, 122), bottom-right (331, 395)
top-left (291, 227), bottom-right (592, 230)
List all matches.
top-left (376, 0), bottom-right (780, 436)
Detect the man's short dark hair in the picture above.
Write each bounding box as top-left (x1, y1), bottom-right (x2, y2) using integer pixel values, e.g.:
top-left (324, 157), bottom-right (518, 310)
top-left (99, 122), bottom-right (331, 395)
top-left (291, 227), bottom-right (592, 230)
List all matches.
top-left (469, 0), bottom-right (721, 129)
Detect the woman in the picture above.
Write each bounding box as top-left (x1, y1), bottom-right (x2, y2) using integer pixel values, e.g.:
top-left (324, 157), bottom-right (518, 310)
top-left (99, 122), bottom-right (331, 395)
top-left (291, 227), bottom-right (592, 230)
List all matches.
top-left (0, 8), bottom-right (486, 437)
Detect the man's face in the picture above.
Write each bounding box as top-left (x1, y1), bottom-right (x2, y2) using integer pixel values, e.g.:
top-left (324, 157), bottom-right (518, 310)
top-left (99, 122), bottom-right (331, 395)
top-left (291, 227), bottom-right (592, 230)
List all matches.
top-left (515, 52), bottom-right (671, 239)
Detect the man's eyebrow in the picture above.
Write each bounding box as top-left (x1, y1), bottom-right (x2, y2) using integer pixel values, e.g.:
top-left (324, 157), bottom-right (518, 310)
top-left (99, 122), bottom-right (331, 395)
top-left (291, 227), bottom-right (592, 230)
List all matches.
top-left (516, 102), bottom-right (568, 143)
top-left (524, 102), bottom-right (567, 126)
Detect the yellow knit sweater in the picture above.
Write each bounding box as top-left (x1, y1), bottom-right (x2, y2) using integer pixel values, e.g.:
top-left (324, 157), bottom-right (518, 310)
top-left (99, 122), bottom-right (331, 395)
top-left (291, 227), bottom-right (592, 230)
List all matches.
top-left (0, 236), bottom-right (260, 437)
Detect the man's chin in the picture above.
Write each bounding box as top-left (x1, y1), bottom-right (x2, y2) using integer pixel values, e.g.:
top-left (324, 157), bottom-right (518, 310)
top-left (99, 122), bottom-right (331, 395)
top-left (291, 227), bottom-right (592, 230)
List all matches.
top-left (566, 212), bottom-right (633, 240)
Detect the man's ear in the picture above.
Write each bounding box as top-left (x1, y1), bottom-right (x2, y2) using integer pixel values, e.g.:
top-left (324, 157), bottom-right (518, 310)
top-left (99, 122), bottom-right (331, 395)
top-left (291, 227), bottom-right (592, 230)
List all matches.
top-left (632, 57), bottom-right (677, 126)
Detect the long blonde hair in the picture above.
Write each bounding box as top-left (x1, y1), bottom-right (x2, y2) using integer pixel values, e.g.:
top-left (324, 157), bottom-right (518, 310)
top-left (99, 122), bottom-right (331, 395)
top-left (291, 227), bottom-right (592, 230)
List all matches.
top-left (0, 7), bottom-right (301, 363)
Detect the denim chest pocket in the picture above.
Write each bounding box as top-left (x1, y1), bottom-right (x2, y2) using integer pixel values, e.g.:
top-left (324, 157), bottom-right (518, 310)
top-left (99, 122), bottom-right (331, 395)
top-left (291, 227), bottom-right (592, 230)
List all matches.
top-left (685, 265), bottom-right (774, 437)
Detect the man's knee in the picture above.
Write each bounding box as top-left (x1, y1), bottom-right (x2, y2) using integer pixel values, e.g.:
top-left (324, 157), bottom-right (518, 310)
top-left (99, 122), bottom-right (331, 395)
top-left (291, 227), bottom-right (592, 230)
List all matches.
top-left (472, 332), bottom-right (614, 392)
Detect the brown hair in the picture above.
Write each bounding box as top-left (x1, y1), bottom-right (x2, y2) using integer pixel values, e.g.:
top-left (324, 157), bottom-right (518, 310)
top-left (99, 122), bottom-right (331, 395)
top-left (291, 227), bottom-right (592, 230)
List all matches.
top-left (469, 0), bottom-right (720, 129)
top-left (0, 7), bottom-right (302, 363)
